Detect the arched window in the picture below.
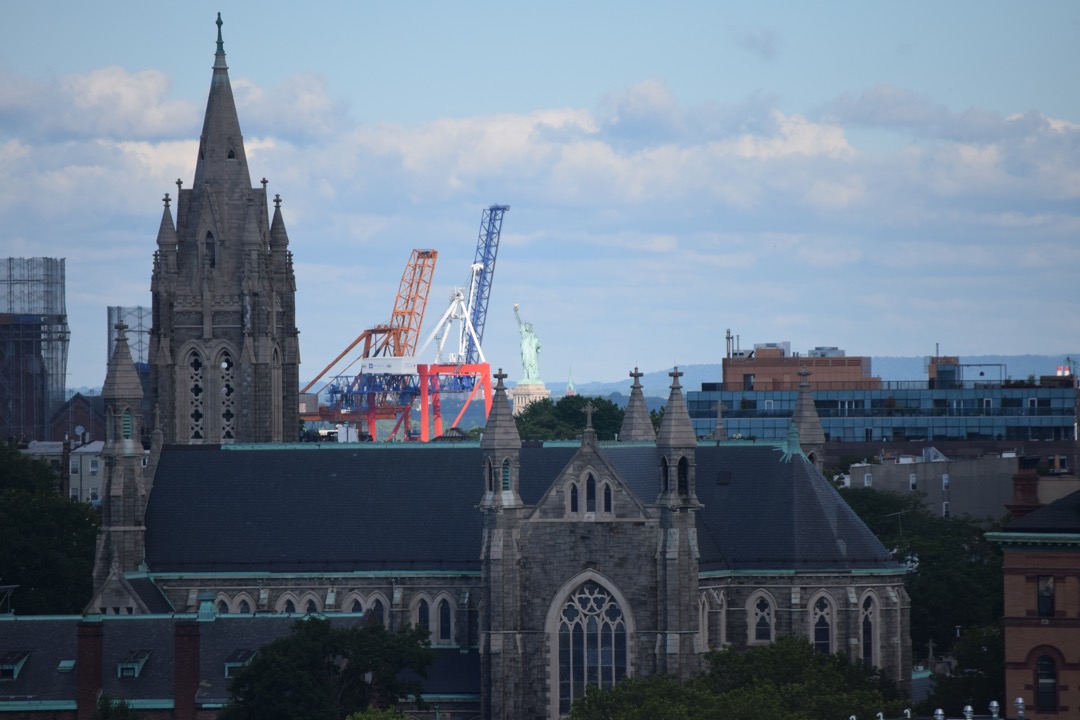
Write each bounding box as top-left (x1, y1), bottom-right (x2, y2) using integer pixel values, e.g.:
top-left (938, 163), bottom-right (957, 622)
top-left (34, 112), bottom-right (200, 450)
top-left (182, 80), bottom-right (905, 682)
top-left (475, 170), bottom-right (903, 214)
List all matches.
top-left (351, 598), bottom-right (363, 613)
top-left (122, 409), bottom-right (133, 440)
top-left (371, 598), bottom-right (386, 626)
top-left (438, 598), bottom-right (452, 644)
top-left (570, 484), bottom-right (579, 513)
top-left (306, 598), bottom-right (318, 614)
top-left (586, 474), bottom-right (596, 513)
top-left (1037, 655), bottom-right (1057, 712)
top-left (283, 599), bottom-right (296, 613)
top-left (557, 581), bottom-right (627, 715)
top-left (861, 595), bottom-right (877, 666)
top-left (187, 350), bottom-right (205, 440)
top-left (219, 352), bottom-right (235, 441)
top-left (603, 483), bottom-right (612, 514)
top-left (238, 599), bottom-right (251, 614)
top-left (205, 231), bottom-right (216, 268)
top-left (812, 596), bottom-right (832, 653)
top-left (486, 459), bottom-right (494, 493)
top-left (501, 458), bottom-right (511, 491)
top-left (749, 594), bottom-right (774, 644)
top-left (416, 599), bottom-right (430, 631)
top-left (217, 600), bottom-right (229, 615)
top-left (677, 457), bottom-right (689, 496)
top-left (660, 457), bottom-right (669, 493)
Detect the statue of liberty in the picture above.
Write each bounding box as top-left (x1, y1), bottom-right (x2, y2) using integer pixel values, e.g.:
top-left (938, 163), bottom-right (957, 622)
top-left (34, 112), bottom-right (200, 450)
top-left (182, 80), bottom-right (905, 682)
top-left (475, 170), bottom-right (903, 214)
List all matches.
top-left (514, 304), bottom-right (542, 384)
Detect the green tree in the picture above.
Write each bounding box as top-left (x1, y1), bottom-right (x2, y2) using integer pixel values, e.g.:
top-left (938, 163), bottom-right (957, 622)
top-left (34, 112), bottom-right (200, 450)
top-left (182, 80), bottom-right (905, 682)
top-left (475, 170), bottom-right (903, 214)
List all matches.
top-left (89, 696), bottom-right (148, 720)
top-left (514, 395), bottom-right (624, 441)
top-left (0, 443), bottom-right (99, 614)
top-left (839, 487), bottom-right (1003, 657)
top-left (917, 624), bottom-right (1004, 716)
top-left (569, 636), bottom-right (904, 720)
top-left (220, 617), bottom-right (433, 720)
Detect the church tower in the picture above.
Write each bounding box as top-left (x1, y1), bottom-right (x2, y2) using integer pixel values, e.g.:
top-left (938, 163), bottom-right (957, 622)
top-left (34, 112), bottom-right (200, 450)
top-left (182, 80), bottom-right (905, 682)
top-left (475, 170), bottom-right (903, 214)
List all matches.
top-left (90, 324), bottom-right (149, 600)
top-left (792, 366), bottom-right (825, 472)
top-left (479, 370), bottom-right (525, 718)
top-left (149, 14), bottom-right (299, 444)
top-left (654, 367), bottom-right (703, 678)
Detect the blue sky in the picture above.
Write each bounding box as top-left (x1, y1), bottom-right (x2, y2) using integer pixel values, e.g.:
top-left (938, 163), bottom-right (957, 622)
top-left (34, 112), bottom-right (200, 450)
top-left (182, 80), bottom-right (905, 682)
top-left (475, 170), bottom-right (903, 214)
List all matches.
top-left (2, 1), bottom-right (1078, 390)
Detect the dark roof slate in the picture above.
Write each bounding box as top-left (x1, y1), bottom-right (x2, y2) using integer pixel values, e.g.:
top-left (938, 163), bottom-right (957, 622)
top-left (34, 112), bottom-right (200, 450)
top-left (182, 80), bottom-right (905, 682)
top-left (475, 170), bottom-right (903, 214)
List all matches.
top-left (1004, 489), bottom-right (1080, 534)
top-left (146, 441), bottom-right (897, 575)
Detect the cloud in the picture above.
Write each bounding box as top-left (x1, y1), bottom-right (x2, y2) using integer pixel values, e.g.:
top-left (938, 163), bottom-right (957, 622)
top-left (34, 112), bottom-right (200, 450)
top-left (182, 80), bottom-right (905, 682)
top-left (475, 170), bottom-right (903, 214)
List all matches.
top-left (729, 26), bottom-right (781, 61)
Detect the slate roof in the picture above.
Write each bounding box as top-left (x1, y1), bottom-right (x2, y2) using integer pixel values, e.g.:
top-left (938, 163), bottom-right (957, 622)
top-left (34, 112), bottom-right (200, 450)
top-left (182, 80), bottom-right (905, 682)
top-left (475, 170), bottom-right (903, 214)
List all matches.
top-left (145, 441), bottom-right (897, 575)
top-left (1003, 488), bottom-right (1080, 534)
top-left (0, 617), bottom-right (78, 704)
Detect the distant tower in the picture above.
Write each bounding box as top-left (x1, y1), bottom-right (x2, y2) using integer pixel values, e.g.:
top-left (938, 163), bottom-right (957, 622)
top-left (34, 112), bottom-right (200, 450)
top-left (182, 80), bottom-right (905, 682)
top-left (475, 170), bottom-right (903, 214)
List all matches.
top-left (149, 15), bottom-right (299, 444)
top-left (565, 368), bottom-right (576, 397)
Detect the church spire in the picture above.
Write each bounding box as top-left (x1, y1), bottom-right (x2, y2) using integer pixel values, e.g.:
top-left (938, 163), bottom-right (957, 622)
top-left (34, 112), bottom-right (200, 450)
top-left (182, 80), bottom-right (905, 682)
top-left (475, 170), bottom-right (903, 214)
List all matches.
top-left (192, 13), bottom-right (251, 192)
top-left (619, 366), bottom-right (656, 441)
top-left (656, 367), bottom-right (697, 449)
top-left (792, 366), bottom-right (825, 470)
top-left (481, 369), bottom-right (522, 509)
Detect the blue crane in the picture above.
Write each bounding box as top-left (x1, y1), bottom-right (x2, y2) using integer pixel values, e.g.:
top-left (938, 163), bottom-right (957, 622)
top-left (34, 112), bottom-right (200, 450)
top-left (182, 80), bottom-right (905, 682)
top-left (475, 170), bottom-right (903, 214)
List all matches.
top-left (462, 205), bottom-right (508, 365)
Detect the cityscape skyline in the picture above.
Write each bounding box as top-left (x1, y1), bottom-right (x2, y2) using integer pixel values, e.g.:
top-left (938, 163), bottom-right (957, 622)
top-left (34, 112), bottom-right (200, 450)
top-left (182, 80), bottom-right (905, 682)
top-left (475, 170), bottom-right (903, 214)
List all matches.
top-left (2, 2), bottom-right (1078, 390)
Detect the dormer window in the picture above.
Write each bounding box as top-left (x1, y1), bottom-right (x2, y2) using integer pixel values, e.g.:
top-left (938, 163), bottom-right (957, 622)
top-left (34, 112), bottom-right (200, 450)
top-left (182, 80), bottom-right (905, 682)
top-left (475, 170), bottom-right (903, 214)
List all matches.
top-left (0, 651), bottom-right (29, 681)
top-left (117, 649), bottom-right (151, 679)
top-left (224, 649), bottom-right (255, 678)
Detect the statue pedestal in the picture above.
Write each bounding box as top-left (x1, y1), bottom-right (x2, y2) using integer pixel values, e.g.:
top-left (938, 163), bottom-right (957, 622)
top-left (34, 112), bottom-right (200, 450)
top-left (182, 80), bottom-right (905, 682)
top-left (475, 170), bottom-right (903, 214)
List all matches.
top-left (509, 383), bottom-right (551, 416)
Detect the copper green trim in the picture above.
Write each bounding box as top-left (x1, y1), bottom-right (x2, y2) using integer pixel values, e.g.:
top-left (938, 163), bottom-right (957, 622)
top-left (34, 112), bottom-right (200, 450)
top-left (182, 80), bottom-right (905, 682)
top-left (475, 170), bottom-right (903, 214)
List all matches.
top-left (0, 701), bottom-right (77, 711)
top-left (144, 570), bottom-right (481, 579)
top-left (699, 567), bottom-right (906, 579)
top-left (986, 531), bottom-right (1080, 546)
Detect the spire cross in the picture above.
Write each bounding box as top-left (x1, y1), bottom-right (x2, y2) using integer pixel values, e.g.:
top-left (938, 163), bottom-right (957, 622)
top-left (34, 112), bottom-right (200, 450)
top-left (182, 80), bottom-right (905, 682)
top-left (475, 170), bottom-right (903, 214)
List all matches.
top-left (669, 366), bottom-right (683, 387)
top-left (629, 366), bottom-right (644, 387)
top-left (493, 368), bottom-right (508, 386)
top-left (582, 401), bottom-right (596, 428)
top-left (261, 178), bottom-right (268, 190)
top-left (798, 365), bottom-right (811, 388)
top-left (274, 193), bottom-right (282, 209)
top-left (163, 193), bottom-right (171, 208)
top-left (176, 178), bottom-right (183, 193)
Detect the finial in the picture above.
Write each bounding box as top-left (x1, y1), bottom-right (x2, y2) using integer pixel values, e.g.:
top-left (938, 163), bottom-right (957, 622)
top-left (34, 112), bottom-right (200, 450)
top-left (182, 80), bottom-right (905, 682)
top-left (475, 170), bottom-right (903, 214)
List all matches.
top-left (582, 400), bottom-right (596, 429)
top-left (274, 193), bottom-right (282, 209)
top-left (163, 193), bottom-right (171, 208)
top-left (493, 368), bottom-right (507, 388)
top-left (176, 178), bottom-right (183, 192)
top-left (114, 322), bottom-right (129, 341)
top-left (669, 366), bottom-right (683, 388)
top-left (630, 366), bottom-right (644, 387)
top-left (261, 178), bottom-right (269, 190)
top-left (216, 13), bottom-right (225, 54)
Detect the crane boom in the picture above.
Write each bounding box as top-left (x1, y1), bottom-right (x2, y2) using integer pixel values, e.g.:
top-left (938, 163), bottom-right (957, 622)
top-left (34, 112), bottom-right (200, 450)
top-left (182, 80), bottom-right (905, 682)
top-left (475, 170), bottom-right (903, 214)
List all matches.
top-left (463, 205), bottom-right (508, 365)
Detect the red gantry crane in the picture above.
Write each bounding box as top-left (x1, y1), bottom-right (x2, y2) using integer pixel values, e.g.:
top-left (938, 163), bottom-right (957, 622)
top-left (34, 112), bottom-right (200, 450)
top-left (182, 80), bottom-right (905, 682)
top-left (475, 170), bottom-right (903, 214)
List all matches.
top-left (299, 249), bottom-right (438, 440)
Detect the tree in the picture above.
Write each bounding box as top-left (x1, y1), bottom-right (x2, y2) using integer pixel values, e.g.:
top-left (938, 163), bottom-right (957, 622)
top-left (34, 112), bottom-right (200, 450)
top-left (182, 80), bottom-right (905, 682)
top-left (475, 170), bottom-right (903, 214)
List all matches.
top-left (917, 624), bottom-right (1004, 716)
top-left (514, 395), bottom-right (624, 441)
top-left (569, 636), bottom-right (904, 720)
top-left (839, 487), bottom-right (1003, 657)
top-left (0, 443), bottom-right (99, 614)
top-left (219, 617), bottom-right (434, 720)
top-left (89, 696), bottom-right (148, 720)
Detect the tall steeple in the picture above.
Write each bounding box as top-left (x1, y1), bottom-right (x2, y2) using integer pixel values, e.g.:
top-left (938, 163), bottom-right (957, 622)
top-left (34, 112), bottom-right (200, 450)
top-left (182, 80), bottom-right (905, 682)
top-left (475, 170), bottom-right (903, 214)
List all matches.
top-left (619, 366), bottom-right (656, 441)
top-left (149, 14), bottom-right (299, 444)
top-left (480, 369), bottom-right (522, 509)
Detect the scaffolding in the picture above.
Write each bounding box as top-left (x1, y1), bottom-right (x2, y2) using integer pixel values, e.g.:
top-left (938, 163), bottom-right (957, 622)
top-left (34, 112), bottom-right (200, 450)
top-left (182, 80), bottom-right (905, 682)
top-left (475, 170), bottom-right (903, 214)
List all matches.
top-left (0, 258), bottom-right (70, 443)
top-left (107, 306), bottom-right (151, 364)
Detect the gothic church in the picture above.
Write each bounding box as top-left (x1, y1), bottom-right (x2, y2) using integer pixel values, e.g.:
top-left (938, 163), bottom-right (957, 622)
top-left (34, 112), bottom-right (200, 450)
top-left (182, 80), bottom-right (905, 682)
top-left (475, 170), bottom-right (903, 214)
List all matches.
top-left (70, 17), bottom-right (911, 720)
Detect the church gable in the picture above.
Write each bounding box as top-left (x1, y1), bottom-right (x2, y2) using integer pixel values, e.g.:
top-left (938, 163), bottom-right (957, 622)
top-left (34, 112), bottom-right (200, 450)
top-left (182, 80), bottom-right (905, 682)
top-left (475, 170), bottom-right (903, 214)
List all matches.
top-left (528, 441), bottom-right (649, 522)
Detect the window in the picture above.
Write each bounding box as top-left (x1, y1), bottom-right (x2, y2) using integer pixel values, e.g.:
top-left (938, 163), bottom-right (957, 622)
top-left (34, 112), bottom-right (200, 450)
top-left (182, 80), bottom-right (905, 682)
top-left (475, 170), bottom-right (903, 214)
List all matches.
top-left (603, 484), bottom-right (612, 514)
top-left (570, 484), bottom-right (579, 513)
top-left (122, 410), bottom-right (133, 440)
top-left (660, 457), bottom-right (669, 493)
top-left (219, 353), bottom-right (235, 441)
top-left (1037, 655), bottom-right (1057, 712)
top-left (351, 598), bottom-right (363, 613)
top-left (751, 595), bottom-right (774, 643)
top-left (586, 475), bottom-right (596, 513)
top-left (188, 351), bottom-right (205, 440)
top-left (282, 599), bottom-right (296, 613)
top-left (486, 459), bottom-right (494, 492)
top-left (224, 649), bottom-right (254, 678)
top-left (941, 473), bottom-right (950, 490)
top-left (116, 650), bottom-right (151, 679)
top-left (942, 502), bottom-right (950, 518)
top-left (0, 651), bottom-right (29, 681)
top-left (438, 598), bottom-right (452, 644)
top-left (370, 598), bottom-right (386, 626)
top-left (1038, 576), bottom-right (1055, 617)
top-left (90, 459), bottom-right (99, 475)
top-left (863, 473), bottom-right (873, 488)
top-left (70, 459), bottom-right (79, 476)
top-left (812, 596), bottom-right (832, 653)
top-left (217, 600), bottom-right (228, 615)
top-left (305, 598), bottom-right (318, 614)
top-left (678, 457), bottom-right (689, 496)
top-left (909, 473), bottom-right (917, 491)
top-left (501, 459), bottom-right (511, 491)
top-left (238, 599), bottom-right (251, 614)
top-left (557, 581), bottom-right (627, 715)
top-left (861, 596), bottom-right (876, 666)
top-left (417, 599), bottom-right (430, 631)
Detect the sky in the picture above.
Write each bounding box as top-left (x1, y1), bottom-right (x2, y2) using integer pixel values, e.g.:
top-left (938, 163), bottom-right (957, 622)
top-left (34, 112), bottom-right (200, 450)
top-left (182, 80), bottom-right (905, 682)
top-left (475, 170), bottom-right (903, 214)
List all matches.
top-left (2, 1), bottom-right (1078, 390)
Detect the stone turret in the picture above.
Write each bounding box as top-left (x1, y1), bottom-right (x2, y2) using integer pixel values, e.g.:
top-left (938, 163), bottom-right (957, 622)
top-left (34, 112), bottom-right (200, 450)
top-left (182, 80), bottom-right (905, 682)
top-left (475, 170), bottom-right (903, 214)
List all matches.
top-left (619, 366), bottom-right (656, 441)
top-left (792, 366), bottom-right (825, 471)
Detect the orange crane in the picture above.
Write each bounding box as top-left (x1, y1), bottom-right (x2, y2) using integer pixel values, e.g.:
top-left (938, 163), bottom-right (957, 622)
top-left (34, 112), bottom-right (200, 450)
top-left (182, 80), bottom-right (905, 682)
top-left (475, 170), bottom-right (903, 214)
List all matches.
top-left (299, 249), bottom-right (437, 439)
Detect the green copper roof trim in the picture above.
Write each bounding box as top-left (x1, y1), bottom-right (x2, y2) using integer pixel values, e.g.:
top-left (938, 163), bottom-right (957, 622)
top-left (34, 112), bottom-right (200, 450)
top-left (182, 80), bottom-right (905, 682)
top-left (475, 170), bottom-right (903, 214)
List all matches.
top-left (0, 613), bottom-right (83, 622)
top-left (144, 570), bottom-right (481, 579)
top-left (700, 567), bottom-right (906, 579)
top-left (0, 700), bottom-right (77, 711)
top-left (986, 531), bottom-right (1080, 545)
top-left (222, 441), bottom-right (482, 451)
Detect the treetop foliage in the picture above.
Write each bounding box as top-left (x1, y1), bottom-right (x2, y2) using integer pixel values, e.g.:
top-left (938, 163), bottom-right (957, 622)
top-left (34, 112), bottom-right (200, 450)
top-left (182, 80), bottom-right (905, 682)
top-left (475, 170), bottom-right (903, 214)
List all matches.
top-left (219, 617), bottom-right (433, 720)
top-left (514, 395), bottom-right (625, 441)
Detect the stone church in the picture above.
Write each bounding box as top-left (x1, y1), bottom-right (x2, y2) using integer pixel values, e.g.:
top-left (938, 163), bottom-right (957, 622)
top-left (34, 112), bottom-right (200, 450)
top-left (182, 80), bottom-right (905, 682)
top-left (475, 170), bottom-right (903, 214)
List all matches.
top-left (69, 17), bottom-right (911, 720)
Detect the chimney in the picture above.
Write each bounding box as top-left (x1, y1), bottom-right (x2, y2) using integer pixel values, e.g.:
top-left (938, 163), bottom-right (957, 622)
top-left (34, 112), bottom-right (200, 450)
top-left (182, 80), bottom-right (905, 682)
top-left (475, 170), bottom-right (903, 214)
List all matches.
top-left (174, 621), bottom-right (201, 720)
top-left (1006, 456), bottom-right (1042, 519)
top-left (76, 620), bottom-right (104, 720)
